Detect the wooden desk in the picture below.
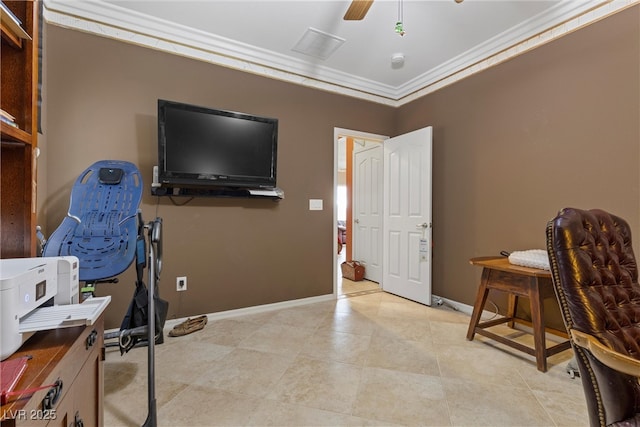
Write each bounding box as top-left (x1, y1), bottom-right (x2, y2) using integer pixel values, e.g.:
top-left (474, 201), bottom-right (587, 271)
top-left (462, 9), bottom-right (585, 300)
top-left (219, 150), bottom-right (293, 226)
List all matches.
top-left (1, 316), bottom-right (104, 427)
top-left (466, 256), bottom-right (571, 372)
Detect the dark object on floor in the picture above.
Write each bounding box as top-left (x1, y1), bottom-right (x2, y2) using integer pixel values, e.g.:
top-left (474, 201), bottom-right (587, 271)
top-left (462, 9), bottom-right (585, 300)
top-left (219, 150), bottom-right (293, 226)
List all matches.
top-left (168, 315), bottom-right (208, 337)
top-left (341, 261), bottom-right (365, 281)
top-left (547, 208), bottom-right (640, 427)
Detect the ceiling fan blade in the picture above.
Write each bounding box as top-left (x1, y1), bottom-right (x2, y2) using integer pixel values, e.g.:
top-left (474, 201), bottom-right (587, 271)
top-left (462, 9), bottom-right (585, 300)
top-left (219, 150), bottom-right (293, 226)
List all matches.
top-left (343, 0), bottom-right (374, 21)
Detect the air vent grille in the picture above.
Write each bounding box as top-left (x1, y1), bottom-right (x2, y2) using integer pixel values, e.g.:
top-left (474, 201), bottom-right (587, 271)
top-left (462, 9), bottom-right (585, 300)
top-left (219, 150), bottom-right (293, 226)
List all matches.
top-left (292, 27), bottom-right (345, 60)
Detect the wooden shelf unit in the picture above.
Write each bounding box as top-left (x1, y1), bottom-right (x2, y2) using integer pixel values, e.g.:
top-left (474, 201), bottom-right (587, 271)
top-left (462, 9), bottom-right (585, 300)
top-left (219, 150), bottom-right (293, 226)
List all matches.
top-left (1, 0), bottom-right (39, 258)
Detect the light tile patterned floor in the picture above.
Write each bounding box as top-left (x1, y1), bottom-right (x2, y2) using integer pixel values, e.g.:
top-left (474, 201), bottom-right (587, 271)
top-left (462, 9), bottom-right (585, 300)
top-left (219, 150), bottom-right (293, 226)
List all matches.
top-left (103, 291), bottom-right (588, 426)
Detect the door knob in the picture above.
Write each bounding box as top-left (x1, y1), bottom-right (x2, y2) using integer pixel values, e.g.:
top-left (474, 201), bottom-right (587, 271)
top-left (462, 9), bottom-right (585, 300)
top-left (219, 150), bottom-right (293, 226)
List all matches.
top-left (416, 222), bottom-right (430, 229)
top-left (355, 219), bottom-right (360, 224)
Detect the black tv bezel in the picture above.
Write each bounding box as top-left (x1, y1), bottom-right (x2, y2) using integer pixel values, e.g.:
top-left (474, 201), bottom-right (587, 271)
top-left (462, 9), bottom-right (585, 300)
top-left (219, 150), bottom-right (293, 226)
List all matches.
top-left (157, 99), bottom-right (278, 189)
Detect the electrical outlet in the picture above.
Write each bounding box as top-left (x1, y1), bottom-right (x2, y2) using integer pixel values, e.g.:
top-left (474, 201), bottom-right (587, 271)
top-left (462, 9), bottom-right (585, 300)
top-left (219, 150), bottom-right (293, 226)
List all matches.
top-left (176, 276), bottom-right (187, 291)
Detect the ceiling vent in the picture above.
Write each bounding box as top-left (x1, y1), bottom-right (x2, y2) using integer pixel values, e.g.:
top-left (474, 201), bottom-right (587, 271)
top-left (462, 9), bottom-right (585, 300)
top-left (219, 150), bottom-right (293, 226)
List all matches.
top-left (292, 27), bottom-right (346, 60)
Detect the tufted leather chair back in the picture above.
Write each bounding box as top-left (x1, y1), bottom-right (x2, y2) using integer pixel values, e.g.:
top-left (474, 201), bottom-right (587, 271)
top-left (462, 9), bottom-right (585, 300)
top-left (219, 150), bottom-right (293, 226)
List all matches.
top-left (546, 208), bottom-right (640, 427)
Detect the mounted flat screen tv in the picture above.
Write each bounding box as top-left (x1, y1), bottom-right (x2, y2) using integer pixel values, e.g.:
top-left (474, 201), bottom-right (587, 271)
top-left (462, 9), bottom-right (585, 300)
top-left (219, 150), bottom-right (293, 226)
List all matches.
top-left (157, 99), bottom-right (278, 189)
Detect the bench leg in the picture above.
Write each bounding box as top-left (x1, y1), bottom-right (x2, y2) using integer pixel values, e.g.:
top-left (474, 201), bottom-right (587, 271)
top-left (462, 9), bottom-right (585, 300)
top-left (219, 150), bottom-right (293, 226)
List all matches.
top-left (507, 294), bottom-right (518, 328)
top-left (529, 277), bottom-right (547, 372)
top-left (467, 268), bottom-right (491, 341)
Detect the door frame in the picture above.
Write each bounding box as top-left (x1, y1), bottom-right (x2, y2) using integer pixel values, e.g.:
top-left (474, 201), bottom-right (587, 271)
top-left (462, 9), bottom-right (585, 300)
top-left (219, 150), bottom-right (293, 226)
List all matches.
top-left (333, 127), bottom-right (389, 296)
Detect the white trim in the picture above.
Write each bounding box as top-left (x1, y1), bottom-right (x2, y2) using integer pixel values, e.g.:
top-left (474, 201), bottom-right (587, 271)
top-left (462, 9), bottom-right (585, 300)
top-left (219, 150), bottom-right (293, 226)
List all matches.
top-left (402, 0), bottom-right (640, 104)
top-left (43, 0), bottom-right (638, 106)
top-left (432, 294), bottom-right (476, 317)
top-left (42, 0), bottom-right (399, 105)
top-left (105, 293), bottom-right (336, 336)
top-left (398, 0), bottom-right (608, 96)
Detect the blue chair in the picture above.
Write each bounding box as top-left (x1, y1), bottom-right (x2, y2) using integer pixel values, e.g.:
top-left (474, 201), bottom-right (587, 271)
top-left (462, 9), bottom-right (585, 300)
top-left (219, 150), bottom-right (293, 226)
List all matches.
top-left (43, 160), bottom-right (163, 427)
top-left (43, 160), bottom-right (142, 286)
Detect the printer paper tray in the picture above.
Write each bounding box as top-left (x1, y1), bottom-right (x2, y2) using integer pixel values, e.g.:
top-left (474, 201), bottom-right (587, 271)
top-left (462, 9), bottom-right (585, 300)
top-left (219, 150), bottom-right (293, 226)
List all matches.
top-left (19, 296), bottom-right (111, 334)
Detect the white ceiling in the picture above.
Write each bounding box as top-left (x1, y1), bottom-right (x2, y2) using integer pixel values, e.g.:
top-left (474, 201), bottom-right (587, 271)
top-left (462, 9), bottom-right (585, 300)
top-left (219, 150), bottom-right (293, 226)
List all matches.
top-left (44, 0), bottom-right (632, 106)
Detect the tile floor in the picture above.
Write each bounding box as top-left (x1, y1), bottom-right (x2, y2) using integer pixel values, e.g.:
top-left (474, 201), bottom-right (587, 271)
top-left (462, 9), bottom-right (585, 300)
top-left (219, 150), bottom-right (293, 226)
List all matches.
top-left (339, 276), bottom-right (381, 297)
top-left (103, 290), bottom-right (589, 426)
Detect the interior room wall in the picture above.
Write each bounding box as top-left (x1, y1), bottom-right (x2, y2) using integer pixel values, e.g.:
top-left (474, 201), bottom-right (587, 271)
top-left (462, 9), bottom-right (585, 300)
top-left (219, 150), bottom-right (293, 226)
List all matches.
top-left (43, 25), bottom-right (396, 329)
top-left (396, 5), bottom-right (640, 324)
top-left (42, 5), bottom-right (638, 330)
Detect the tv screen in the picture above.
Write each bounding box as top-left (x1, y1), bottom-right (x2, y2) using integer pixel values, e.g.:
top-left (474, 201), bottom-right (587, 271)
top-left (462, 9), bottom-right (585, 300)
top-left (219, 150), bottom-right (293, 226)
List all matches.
top-left (158, 99), bottom-right (278, 189)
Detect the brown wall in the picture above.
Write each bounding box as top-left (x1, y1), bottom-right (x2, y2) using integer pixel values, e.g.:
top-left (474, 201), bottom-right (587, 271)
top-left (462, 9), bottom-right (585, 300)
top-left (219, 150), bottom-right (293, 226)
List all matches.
top-left (43, 6), bottom-right (639, 329)
top-left (43, 25), bottom-right (396, 328)
top-left (398, 5), bottom-right (640, 320)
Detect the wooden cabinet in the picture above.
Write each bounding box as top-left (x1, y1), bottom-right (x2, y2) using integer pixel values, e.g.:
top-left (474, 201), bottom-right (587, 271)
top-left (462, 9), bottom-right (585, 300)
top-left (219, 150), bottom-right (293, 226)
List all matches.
top-left (0, 316), bottom-right (105, 427)
top-left (1, 0), bottom-right (40, 258)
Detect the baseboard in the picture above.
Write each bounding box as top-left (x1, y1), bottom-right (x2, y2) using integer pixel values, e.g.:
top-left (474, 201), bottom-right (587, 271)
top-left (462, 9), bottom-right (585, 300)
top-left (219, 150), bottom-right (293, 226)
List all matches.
top-left (107, 293), bottom-right (489, 335)
top-left (105, 293), bottom-right (336, 335)
top-left (433, 294), bottom-right (477, 316)
top-left (433, 294), bottom-right (518, 326)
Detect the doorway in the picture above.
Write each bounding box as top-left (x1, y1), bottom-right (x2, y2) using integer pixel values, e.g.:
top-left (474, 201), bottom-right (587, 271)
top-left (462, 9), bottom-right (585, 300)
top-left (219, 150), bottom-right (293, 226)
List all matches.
top-left (334, 127), bottom-right (433, 305)
top-left (334, 129), bottom-right (387, 297)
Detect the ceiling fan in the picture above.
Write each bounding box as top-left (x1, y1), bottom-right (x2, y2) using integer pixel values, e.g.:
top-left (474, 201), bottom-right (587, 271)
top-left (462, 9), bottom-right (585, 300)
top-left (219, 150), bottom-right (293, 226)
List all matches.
top-left (343, 0), bottom-right (464, 21)
top-left (343, 0), bottom-right (373, 21)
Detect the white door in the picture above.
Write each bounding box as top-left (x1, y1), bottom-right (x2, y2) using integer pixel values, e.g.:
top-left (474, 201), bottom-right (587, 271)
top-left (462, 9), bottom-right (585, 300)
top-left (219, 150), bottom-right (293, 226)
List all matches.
top-left (353, 143), bottom-right (383, 282)
top-left (382, 127), bottom-right (433, 305)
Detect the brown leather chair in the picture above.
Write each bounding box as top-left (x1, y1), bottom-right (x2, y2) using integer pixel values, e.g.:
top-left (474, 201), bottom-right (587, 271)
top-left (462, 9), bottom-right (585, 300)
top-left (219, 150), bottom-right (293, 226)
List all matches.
top-left (546, 208), bottom-right (640, 427)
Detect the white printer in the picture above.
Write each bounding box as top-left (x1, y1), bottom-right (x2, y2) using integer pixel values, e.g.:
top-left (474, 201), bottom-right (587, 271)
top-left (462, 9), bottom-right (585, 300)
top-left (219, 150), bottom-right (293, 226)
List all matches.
top-left (0, 256), bottom-right (110, 361)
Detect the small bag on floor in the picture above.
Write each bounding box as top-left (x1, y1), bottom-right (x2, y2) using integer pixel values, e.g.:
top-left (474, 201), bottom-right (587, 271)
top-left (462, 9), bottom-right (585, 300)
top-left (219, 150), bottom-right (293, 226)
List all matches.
top-left (341, 261), bottom-right (365, 281)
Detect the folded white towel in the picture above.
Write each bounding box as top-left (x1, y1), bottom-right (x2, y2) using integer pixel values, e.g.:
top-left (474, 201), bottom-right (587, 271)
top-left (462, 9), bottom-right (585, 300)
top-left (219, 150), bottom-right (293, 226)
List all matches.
top-left (508, 249), bottom-right (550, 270)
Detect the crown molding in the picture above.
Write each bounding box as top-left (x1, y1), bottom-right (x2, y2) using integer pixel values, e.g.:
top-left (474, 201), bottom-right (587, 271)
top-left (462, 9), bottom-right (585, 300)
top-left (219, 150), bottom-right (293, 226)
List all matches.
top-left (398, 0), bottom-right (610, 96)
top-left (43, 0), bottom-right (636, 107)
top-left (401, 0), bottom-right (638, 104)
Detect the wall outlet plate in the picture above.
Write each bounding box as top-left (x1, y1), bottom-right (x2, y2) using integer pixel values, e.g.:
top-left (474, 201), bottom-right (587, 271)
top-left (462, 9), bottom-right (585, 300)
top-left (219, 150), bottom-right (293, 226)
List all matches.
top-left (176, 276), bottom-right (187, 291)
